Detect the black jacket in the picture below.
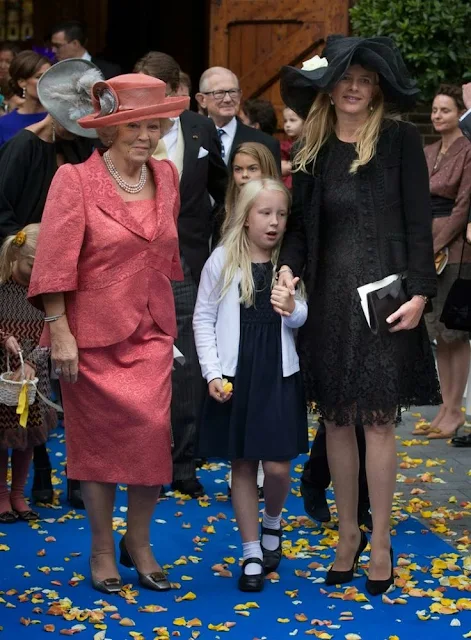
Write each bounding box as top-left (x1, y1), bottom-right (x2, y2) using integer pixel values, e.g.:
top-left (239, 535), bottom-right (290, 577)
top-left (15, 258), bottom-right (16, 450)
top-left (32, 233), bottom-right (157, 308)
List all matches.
top-left (232, 119), bottom-right (282, 172)
top-left (0, 130), bottom-right (94, 240)
top-left (279, 119), bottom-right (437, 299)
top-left (460, 111), bottom-right (471, 143)
top-left (178, 110), bottom-right (228, 281)
top-left (91, 56), bottom-right (121, 79)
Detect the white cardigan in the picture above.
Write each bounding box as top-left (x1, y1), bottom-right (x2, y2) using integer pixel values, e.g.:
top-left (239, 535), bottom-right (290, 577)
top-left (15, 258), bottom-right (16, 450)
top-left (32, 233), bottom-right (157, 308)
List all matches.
top-left (193, 246), bottom-right (308, 383)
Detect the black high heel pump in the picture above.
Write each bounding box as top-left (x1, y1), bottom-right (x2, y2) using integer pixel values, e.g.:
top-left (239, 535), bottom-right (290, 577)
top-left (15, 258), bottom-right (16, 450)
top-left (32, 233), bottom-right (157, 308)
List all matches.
top-left (325, 530), bottom-right (368, 586)
top-left (366, 547), bottom-right (395, 596)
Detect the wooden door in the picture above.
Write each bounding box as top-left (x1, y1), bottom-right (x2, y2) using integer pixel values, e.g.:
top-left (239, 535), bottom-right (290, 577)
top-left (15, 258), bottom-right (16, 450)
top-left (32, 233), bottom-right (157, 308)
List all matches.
top-left (209, 0), bottom-right (350, 131)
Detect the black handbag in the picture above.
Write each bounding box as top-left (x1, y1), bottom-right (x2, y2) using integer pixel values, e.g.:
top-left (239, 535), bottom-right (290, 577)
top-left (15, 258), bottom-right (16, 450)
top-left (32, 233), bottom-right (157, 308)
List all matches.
top-left (367, 277), bottom-right (408, 335)
top-left (440, 235), bottom-right (471, 331)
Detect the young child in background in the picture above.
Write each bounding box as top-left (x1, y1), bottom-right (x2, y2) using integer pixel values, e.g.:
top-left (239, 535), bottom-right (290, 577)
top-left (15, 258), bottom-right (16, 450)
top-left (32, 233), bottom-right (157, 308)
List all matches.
top-left (194, 179), bottom-right (308, 592)
top-left (216, 141), bottom-right (279, 245)
top-left (280, 107), bottom-right (304, 189)
top-left (215, 141), bottom-right (279, 497)
top-left (0, 224), bottom-right (55, 523)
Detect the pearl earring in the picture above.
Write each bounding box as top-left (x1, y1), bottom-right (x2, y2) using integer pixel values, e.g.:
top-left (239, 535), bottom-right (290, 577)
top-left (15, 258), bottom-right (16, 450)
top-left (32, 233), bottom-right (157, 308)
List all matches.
top-left (329, 95), bottom-right (334, 106)
top-left (22, 88), bottom-right (26, 99)
top-left (369, 104), bottom-right (374, 112)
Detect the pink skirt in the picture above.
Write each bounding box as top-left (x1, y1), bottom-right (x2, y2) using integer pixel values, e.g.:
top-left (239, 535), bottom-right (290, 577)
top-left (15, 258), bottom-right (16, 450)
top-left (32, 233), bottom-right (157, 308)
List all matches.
top-left (62, 308), bottom-right (173, 486)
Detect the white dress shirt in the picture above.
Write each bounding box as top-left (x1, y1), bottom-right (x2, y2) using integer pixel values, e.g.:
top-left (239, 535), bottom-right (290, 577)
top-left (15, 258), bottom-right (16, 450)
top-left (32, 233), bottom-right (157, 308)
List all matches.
top-left (162, 117), bottom-right (179, 162)
top-left (81, 51), bottom-right (92, 61)
top-left (193, 246), bottom-right (308, 382)
top-left (215, 116), bottom-right (237, 165)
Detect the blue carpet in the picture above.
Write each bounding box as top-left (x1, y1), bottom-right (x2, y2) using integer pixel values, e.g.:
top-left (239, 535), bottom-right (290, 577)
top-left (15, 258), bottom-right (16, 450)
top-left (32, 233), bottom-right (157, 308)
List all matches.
top-left (1, 426), bottom-right (471, 640)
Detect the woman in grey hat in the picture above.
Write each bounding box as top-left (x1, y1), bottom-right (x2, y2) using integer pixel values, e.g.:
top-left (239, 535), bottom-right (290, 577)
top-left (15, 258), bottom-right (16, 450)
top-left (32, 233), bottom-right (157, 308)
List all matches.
top-left (0, 59), bottom-right (102, 509)
top-left (276, 35), bottom-right (440, 596)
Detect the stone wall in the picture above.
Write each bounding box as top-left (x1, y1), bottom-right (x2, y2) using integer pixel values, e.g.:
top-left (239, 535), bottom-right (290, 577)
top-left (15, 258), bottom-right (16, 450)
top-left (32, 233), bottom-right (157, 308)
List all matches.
top-left (402, 103), bottom-right (440, 147)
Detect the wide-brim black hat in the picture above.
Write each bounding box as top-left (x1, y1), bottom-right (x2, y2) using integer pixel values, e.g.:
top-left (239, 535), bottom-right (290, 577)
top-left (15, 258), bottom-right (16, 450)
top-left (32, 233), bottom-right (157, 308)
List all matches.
top-left (281, 35), bottom-right (420, 119)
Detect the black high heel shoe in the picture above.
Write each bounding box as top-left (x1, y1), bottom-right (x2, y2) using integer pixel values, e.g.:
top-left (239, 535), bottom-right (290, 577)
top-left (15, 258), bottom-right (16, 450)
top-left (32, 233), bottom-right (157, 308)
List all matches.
top-left (261, 526), bottom-right (283, 574)
top-left (238, 558), bottom-right (264, 592)
top-left (366, 547), bottom-right (395, 596)
top-left (325, 530), bottom-right (368, 586)
top-left (119, 537), bottom-right (171, 591)
top-left (31, 467), bottom-right (53, 504)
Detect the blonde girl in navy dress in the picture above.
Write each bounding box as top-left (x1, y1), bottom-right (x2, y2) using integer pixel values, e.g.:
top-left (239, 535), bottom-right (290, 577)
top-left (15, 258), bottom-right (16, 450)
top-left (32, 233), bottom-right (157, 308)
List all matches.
top-left (193, 178), bottom-right (308, 592)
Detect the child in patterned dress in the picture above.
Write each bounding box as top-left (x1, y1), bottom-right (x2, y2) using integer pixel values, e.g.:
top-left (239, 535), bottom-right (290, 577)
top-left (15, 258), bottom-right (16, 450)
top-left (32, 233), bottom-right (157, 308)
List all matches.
top-left (0, 224), bottom-right (54, 523)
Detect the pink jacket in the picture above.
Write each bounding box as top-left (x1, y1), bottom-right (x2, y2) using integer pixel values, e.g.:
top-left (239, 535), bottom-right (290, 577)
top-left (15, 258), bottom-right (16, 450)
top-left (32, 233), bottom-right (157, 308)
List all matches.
top-left (29, 150), bottom-right (183, 348)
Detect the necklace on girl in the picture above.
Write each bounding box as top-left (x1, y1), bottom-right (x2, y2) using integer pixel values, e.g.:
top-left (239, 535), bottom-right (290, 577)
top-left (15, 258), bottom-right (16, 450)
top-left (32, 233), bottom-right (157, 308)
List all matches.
top-left (103, 150), bottom-right (147, 193)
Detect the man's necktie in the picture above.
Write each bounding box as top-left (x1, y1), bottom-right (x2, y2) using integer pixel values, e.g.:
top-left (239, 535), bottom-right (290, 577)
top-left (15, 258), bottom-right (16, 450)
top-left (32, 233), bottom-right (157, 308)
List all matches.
top-left (217, 128), bottom-right (225, 159)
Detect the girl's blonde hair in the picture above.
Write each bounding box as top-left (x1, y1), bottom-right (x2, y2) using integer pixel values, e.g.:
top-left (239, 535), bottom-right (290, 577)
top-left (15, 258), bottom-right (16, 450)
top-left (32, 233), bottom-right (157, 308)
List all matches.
top-left (220, 178), bottom-right (291, 306)
top-left (293, 87), bottom-right (385, 175)
top-left (0, 224), bottom-right (40, 283)
top-left (222, 142), bottom-right (279, 237)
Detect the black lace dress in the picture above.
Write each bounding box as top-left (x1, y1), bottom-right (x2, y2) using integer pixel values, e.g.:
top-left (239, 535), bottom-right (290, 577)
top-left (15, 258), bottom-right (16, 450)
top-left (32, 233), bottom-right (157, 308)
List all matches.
top-left (197, 262), bottom-right (308, 460)
top-left (298, 136), bottom-right (441, 426)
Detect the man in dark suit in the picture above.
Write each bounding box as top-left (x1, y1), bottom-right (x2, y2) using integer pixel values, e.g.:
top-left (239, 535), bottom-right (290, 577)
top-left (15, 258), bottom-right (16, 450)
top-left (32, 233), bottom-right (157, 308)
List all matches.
top-left (196, 67), bottom-right (281, 170)
top-left (459, 82), bottom-right (471, 141)
top-left (134, 52), bottom-right (228, 496)
top-left (50, 20), bottom-right (120, 79)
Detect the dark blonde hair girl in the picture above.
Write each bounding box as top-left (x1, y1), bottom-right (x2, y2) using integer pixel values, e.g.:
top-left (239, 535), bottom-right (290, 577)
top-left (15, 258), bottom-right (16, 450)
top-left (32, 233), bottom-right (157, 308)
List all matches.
top-left (222, 142), bottom-right (279, 237)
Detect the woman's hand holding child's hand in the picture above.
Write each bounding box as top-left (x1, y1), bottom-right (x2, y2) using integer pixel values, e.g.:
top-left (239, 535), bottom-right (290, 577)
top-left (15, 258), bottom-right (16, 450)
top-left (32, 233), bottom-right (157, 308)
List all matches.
top-left (271, 277), bottom-right (299, 316)
top-left (209, 378), bottom-right (233, 403)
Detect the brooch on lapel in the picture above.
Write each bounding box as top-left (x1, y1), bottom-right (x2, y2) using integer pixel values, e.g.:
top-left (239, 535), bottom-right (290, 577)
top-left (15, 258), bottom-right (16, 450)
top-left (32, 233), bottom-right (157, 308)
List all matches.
top-left (192, 134), bottom-right (198, 140)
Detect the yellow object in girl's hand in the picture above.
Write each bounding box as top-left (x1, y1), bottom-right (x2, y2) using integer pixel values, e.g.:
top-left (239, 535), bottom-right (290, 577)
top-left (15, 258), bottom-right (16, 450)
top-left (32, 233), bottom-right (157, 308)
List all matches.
top-left (222, 378), bottom-right (233, 393)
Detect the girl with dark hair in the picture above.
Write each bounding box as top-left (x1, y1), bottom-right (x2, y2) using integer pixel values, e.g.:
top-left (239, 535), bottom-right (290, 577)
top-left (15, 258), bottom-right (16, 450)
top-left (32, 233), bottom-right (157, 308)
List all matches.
top-left (0, 51), bottom-right (50, 145)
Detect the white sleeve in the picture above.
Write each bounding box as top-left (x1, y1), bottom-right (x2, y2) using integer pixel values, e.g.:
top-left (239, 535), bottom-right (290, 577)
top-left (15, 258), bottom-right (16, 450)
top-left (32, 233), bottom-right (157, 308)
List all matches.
top-left (282, 297), bottom-right (308, 329)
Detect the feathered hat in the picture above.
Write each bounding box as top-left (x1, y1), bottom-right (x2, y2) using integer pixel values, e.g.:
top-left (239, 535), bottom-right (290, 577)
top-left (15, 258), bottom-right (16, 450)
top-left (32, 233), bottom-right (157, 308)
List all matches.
top-left (37, 59), bottom-right (104, 138)
top-left (281, 35), bottom-right (420, 119)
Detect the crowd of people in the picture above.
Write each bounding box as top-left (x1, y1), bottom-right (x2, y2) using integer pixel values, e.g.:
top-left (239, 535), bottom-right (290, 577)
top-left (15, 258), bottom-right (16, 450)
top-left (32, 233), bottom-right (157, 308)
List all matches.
top-left (0, 22), bottom-right (470, 597)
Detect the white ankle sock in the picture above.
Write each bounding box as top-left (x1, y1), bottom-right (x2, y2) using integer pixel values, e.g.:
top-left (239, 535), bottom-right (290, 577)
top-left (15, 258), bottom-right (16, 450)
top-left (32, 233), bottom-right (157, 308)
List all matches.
top-left (242, 540), bottom-right (263, 575)
top-left (262, 511), bottom-right (282, 551)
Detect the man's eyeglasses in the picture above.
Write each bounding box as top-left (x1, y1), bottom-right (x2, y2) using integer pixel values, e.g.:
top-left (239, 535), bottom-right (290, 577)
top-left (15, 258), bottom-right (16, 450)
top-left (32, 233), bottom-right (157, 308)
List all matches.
top-left (201, 89), bottom-right (241, 101)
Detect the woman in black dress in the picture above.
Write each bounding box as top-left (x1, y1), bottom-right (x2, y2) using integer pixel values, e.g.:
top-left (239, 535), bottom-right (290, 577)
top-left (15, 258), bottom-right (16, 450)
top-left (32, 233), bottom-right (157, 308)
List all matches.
top-left (276, 36), bottom-right (440, 596)
top-left (0, 59), bottom-right (101, 507)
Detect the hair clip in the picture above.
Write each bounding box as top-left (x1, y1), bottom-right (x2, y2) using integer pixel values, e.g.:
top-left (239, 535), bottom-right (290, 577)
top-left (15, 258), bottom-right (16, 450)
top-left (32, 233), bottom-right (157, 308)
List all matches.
top-left (12, 231), bottom-right (26, 247)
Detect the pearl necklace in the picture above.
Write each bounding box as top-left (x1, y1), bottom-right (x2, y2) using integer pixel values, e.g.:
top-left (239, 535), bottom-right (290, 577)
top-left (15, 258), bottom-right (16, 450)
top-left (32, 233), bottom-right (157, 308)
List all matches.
top-left (103, 150), bottom-right (147, 194)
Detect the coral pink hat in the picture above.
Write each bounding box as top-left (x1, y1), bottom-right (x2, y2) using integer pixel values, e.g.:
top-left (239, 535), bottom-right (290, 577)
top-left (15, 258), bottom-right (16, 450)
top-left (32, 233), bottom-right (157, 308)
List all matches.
top-left (78, 73), bottom-right (189, 129)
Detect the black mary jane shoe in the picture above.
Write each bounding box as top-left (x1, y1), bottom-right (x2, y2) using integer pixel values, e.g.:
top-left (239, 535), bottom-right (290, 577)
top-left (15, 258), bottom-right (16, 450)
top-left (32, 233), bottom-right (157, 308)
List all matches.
top-left (89, 559), bottom-right (123, 595)
top-left (119, 536), bottom-right (171, 591)
top-left (0, 510), bottom-right (18, 524)
top-left (32, 467), bottom-right (53, 504)
top-left (366, 547), bottom-right (395, 596)
top-left (67, 479), bottom-right (85, 510)
top-left (325, 530), bottom-right (368, 586)
top-left (261, 526), bottom-right (283, 574)
top-left (238, 557), bottom-right (265, 592)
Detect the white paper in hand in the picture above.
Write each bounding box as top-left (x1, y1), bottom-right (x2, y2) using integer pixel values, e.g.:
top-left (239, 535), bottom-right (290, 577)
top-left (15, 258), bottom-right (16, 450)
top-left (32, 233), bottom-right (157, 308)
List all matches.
top-left (173, 345), bottom-right (185, 366)
top-left (357, 273), bottom-right (402, 328)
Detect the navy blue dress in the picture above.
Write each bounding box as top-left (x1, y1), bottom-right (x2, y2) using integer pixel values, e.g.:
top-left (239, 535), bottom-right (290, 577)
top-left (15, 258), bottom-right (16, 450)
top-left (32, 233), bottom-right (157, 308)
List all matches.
top-left (197, 262), bottom-right (308, 461)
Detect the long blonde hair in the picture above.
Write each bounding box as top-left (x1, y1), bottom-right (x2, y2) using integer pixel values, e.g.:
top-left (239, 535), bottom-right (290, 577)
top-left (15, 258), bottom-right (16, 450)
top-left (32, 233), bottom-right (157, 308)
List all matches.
top-left (222, 142), bottom-right (279, 237)
top-left (219, 178), bottom-right (291, 306)
top-left (0, 224), bottom-right (40, 283)
top-left (293, 89), bottom-right (385, 174)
